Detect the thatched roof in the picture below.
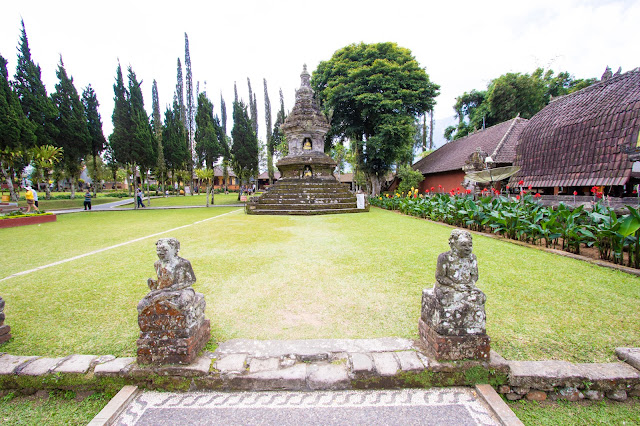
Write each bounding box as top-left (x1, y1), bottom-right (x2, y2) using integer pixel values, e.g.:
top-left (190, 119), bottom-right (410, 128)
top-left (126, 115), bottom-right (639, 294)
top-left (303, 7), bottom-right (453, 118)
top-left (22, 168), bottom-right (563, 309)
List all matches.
top-left (412, 117), bottom-right (527, 175)
top-left (511, 68), bottom-right (640, 188)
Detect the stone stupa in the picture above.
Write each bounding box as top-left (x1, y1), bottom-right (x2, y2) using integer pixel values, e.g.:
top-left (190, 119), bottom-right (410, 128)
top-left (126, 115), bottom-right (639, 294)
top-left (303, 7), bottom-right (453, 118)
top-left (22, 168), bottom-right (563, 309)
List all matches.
top-left (246, 65), bottom-right (368, 215)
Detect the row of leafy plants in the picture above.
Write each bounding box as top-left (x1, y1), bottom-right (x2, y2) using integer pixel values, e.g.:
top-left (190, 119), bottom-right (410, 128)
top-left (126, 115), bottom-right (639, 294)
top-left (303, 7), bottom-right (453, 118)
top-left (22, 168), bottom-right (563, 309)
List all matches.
top-left (371, 190), bottom-right (640, 269)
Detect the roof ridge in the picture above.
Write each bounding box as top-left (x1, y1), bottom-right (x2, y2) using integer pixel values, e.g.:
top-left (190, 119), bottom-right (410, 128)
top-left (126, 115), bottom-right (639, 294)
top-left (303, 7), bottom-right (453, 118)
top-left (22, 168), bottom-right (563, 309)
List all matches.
top-left (490, 116), bottom-right (521, 159)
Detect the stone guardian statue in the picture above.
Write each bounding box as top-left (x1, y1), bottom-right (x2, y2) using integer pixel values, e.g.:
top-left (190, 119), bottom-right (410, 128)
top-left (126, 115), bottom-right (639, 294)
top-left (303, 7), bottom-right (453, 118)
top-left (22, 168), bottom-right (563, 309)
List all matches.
top-left (419, 229), bottom-right (490, 360)
top-left (137, 238), bottom-right (210, 365)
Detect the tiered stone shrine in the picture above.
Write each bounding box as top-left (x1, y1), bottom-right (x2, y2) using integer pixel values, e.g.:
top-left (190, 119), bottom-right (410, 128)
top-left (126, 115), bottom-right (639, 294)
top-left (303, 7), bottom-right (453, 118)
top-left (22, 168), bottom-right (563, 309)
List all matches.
top-left (137, 238), bottom-right (210, 365)
top-left (246, 65), bottom-right (368, 215)
top-left (419, 229), bottom-right (490, 361)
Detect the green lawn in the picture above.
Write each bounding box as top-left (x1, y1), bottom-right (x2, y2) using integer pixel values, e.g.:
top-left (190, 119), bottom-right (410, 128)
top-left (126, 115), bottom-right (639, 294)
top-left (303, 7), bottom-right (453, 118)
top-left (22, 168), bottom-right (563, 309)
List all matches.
top-left (142, 192), bottom-right (245, 207)
top-left (0, 207), bottom-right (638, 362)
top-left (510, 398), bottom-right (640, 425)
top-left (0, 391), bottom-right (110, 425)
top-left (15, 197), bottom-right (123, 211)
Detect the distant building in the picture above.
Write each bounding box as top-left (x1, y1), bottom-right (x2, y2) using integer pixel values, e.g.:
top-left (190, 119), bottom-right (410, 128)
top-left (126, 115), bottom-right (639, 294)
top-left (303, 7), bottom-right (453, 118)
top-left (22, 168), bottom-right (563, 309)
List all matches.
top-left (511, 68), bottom-right (640, 196)
top-left (412, 117), bottom-right (528, 193)
top-left (257, 170), bottom-right (281, 190)
top-left (213, 166), bottom-right (239, 190)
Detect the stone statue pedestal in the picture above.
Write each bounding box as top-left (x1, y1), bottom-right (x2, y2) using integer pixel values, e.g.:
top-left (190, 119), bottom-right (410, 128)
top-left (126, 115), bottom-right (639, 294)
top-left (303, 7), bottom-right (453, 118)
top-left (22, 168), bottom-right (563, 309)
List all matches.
top-left (0, 297), bottom-right (10, 344)
top-left (419, 289), bottom-right (490, 361)
top-left (137, 290), bottom-right (210, 365)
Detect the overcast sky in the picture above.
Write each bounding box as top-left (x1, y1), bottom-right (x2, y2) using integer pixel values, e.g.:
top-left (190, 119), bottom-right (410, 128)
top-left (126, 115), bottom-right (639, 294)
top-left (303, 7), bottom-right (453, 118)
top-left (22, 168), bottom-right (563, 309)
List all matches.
top-left (1, 0), bottom-right (639, 146)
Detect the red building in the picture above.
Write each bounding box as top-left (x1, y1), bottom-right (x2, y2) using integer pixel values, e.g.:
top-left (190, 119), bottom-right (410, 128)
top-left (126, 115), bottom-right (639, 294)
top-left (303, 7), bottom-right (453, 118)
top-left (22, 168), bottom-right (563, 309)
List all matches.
top-left (412, 117), bottom-right (528, 193)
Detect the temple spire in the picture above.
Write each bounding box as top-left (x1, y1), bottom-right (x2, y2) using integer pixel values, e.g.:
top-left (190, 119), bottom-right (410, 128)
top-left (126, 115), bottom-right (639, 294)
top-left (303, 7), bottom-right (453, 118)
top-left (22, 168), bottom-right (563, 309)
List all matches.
top-left (300, 64), bottom-right (310, 88)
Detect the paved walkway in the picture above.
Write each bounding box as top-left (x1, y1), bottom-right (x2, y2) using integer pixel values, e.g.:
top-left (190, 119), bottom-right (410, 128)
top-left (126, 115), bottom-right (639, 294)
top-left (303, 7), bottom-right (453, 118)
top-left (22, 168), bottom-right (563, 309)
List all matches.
top-left (50, 197), bottom-right (243, 214)
top-left (114, 388), bottom-right (502, 425)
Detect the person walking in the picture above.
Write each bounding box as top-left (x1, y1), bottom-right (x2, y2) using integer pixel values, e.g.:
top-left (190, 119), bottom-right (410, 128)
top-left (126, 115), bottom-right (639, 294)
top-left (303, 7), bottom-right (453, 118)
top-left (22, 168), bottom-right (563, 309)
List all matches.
top-left (24, 186), bottom-right (39, 213)
top-left (136, 187), bottom-right (145, 208)
top-left (84, 188), bottom-right (92, 210)
top-left (32, 187), bottom-right (39, 208)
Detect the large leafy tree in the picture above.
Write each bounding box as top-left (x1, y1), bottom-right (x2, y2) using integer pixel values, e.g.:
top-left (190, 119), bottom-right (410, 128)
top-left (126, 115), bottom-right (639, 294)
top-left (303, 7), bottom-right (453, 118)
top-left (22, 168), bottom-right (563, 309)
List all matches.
top-left (51, 57), bottom-right (90, 199)
top-left (82, 84), bottom-right (106, 195)
top-left (109, 62), bottom-right (132, 191)
top-left (194, 92), bottom-right (223, 169)
top-left (231, 100), bottom-right (258, 194)
top-left (0, 53), bottom-right (35, 201)
top-left (184, 33), bottom-right (195, 180)
top-left (445, 68), bottom-right (596, 141)
top-left (13, 20), bottom-right (58, 149)
top-left (311, 42), bottom-right (440, 195)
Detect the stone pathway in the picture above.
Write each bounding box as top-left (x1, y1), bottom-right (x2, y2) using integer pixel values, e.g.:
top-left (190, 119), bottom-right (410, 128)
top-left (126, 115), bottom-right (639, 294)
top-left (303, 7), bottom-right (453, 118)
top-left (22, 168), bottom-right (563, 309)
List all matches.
top-left (114, 388), bottom-right (501, 425)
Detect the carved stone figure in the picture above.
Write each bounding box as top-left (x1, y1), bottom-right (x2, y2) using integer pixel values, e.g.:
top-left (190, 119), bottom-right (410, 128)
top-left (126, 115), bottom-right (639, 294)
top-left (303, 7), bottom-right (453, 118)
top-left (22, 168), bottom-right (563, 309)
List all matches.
top-left (137, 238), bottom-right (210, 365)
top-left (419, 229), bottom-right (490, 360)
top-left (0, 296), bottom-right (10, 344)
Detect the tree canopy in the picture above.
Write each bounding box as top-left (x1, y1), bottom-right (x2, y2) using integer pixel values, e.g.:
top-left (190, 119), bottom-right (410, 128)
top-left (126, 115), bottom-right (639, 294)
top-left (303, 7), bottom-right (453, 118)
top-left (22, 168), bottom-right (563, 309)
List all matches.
top-left (311, 42), bottom-right (439, 195)
top-left (445, 68), bottom-right (597, 141)
top-left (194, 92), bottom-right (223, 169)
top-left (230, 100), bottom-right (258, 185)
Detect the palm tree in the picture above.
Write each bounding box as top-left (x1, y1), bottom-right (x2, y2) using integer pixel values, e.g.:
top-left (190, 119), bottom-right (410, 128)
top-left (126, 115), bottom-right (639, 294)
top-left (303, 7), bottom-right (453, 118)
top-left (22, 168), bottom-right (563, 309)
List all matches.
top-left (30, 145), bottom-right (63, 200)
top-left (0, 148), bottom-right (23, 202)
top-left (195, 168), bottom-right (214, 207)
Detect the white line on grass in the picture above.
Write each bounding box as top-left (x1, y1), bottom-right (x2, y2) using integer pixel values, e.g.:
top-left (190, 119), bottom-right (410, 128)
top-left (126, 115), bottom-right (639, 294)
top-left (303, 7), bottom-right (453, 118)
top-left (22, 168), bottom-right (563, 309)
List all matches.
top-left (0, 208), bottom-right (242, 282)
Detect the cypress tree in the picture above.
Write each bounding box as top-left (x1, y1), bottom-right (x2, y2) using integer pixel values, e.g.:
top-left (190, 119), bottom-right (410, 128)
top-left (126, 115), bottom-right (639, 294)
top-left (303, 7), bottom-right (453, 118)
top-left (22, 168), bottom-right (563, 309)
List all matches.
top-left (127, 66), bottom-right (155, 198)
top-left (185, 33), bottom-right (195, 180)
top-left (151, 80), bottom-right (165, 193)
top-left (109, 62), bottom-right (132, 194)
top-left (13, 19), bottom-right (58, 148)
top-left (162, 98), bottom-right (188, 179)
top-left (231, 100), bottom-right (258, 196)
top-left (194, 92), bottom-right (222, 169)
top-left (176, 58), bottom-right (186, 126)
top-left (51, 57), bottom-right (90, 199)
top-left (263, 78), bottom-right (274, 184)
top-left (81, 84), bottom-right (106, 194)
top-left (0, 53), bottom-right (35, 201)
top-left (220, 93), bottom-right (227, 135)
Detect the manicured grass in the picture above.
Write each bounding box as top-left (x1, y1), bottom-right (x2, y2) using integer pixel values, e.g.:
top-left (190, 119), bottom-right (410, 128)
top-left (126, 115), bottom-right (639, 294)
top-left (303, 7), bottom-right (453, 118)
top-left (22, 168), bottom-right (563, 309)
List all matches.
top-left (509, 398), bottom-right (640, 425)
top-left (0, 390), bottom-right (110, 425)
top-left (0, 207), bottom-right (637, 362)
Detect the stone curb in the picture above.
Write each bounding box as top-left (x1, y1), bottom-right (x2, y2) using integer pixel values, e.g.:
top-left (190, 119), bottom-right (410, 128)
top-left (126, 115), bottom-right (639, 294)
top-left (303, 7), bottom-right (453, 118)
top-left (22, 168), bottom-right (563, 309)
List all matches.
top-left (87, 385), bottom-right (139, 426)
top-left (476, 384), bottom-right (524, 426)
top-left (0, 342), bottom-right (637, 403)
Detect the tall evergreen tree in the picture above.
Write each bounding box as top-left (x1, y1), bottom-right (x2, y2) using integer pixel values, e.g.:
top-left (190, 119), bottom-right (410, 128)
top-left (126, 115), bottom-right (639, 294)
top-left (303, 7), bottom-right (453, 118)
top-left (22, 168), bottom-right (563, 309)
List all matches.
top-left (233, 82), bottom-right (238, 104)
top-left (51, 57), bottom-right (90, 199)
top-left (176, 58), bottom-right (185, 125)
top-left (252, 93), bottom-right (258, 138)
top-left (247, 78), bottom-right (257, 136)
top-left (81, 84), bottom-right (106, 194)
top-left (151, 80), bottom-right (165, 192)
top-left (231, 100), bottom-right (258, 196)
top-left (263, 78), bottom-right (274, 184)
top-left (194, 92), bottom-right (222, 169)
top-left (162, 98), bottom-right (188, 179)
top-left (13, 19), bottom-right (58, 148)
top-left (127, 66), bottom-right (155, 198)
top-left (271, 88), bottom-right (288, 158)
top-left (220, 93), bottom-right (227, 135)
top-left (0, 53), bottom-right (35, 201)
top-left (109, 62), bottom-right (133, 193)
top-left (184, 33), bottom-right (195, 181)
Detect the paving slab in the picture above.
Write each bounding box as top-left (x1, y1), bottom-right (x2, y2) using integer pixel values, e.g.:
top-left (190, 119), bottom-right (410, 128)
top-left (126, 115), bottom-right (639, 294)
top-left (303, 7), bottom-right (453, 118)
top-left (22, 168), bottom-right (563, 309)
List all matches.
top-left (616, 347), bottom-right (640, 371)
top-left (371, 352), bottom-right (400, 377)
top-left (231, 364), bottom-right (308, 391)
top-left (18, 357), bottom-right (65, 376)
top-left (0, 355), bottom-right (39, 374)
top-left (214, 354), bottom-right (247, 374)
top-left (350, 353), bottom-right (374, 374)
top-left (575, 362), bottom-right (640, 391)
top-left (396, 351), bottom-right (425, 372)
top-left (114, 388), bottom-right (503, 425)
top-left (54, 355), bottom-right (97, 374)
top-left (307, 363), bottom-right (350, 390)
top-left (215, 338), bottom-right (414, 358)
top-left (94, 357), bottom-right (136, 376)
top-left (249, 357), bottom-right (280, 373)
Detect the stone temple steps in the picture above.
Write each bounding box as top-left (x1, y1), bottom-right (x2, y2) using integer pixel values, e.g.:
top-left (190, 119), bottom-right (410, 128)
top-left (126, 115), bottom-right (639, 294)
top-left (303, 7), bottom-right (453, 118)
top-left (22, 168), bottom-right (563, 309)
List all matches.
top-left (246, 178), bottom-right (367, 215)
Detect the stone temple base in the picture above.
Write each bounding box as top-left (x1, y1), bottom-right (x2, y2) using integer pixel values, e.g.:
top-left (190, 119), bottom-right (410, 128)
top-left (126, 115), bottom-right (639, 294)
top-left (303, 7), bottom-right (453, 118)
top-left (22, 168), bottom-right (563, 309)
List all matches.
top-left (137, 291), bottom-right (210, 365)
top-left (419, 318), bottom-right (490, 361)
